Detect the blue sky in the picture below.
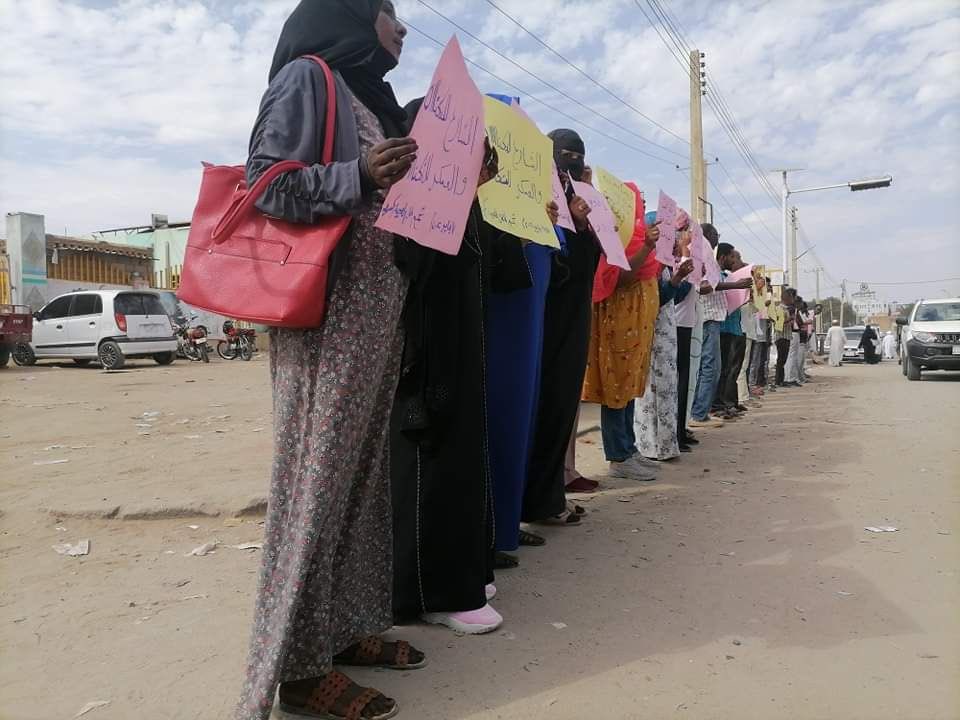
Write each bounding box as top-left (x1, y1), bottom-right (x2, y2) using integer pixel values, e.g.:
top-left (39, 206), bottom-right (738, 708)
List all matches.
top-left (1, 0), bottom-right (958, 305)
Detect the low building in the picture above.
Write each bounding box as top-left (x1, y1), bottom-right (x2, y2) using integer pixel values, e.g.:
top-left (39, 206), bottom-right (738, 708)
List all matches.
top-left (3, 213), bottom-right (155, 310)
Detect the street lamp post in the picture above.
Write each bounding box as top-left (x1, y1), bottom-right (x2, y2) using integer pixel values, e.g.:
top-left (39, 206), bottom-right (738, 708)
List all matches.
top-left (774, 171), bottom-right (893, 287)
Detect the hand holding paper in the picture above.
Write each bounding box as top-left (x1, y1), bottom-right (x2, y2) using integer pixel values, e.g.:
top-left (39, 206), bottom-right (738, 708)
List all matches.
top-left (375, 36), bottom-right (485, 255)
top-left (571, 180), bottom-right (630, 271)
top-left (655, 191), bottom-right (679, 265)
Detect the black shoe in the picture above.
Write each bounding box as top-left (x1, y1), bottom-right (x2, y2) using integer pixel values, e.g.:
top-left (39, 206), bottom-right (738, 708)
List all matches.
top-left (679, 443), bottom-right (693, 453)
top-left (683, 434), bottom-right (700, 445)
top-left (735, 404), bottom-right (750, 412)
top-left (494, 551), bottom-right (519, 569)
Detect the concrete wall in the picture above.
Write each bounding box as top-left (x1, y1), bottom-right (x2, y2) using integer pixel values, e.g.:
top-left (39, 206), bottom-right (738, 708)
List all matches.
top-left (98, 226), bottom-right (189, 276)
top-left (6, 213), bottom-right (48, 309)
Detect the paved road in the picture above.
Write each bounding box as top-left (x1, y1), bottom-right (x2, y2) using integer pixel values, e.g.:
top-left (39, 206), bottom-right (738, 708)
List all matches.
top-left (1, 360), bottom-right (957, 719)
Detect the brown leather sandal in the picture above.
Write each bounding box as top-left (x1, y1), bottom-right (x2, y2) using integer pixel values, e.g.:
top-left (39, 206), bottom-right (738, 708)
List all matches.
top-left (333, 637), bottom-right (427, 670)
top-left (278, 671), bottom-right (398, 720)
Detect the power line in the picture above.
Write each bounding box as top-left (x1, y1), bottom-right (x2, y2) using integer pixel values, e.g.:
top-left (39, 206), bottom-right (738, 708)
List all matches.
top-left (413, 0), bottom-right (684, 159)
top-left (706, 176), bottom-right (779, 264)
top-left (716, 159), bottom-right (780, 244)
top-left (399, 18), bottom-right (677, 165)
top-left (483, 0), bottom-right (690, 147)
top-left (637, 1), bottom-right (777, 264)
top-left (642, 0), bottom-right (783, 207)
top-left (678, 167), bottom-right (777, 264)
top-left (647, 0), bottom-right (782, 204)
top-left (847, 277), bottom-right (960, 287)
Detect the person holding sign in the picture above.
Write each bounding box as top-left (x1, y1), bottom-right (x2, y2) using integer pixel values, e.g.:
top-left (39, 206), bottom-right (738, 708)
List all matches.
top-left (482, 95), bottom-right (555, 566)
top-left (391, 99), bottom-right (520, 637)
top-left (582, 183), bottom-right (661, 482)
top-left (523, 129), bottom-right (603, 528)
top-left (237, 3), bottom-right (424, 720)
top-left (634, 215), bottom-right (695, 461)
top-left (689, 224), bottom-right (754, 428)
top-left (714, 247), bottom-right (753, 417)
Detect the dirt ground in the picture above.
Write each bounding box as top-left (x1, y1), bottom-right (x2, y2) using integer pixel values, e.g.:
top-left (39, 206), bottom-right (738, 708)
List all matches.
top-left (1, 355), bottom-right (958, 720)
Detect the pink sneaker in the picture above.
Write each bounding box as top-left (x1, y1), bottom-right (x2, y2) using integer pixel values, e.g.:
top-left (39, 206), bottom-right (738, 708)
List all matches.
top-left (485, 584), bottom-right (497, 601)
top-left (422, 604), bottom-right (503, 634)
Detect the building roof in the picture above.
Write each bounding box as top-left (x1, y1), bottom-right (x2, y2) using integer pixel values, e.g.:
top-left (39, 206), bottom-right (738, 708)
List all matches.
top-left (0, 235), bottom-right (155, 260)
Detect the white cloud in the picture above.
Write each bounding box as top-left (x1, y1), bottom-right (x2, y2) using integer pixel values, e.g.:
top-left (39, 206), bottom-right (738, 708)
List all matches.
top-left (1, 0), bottom-right (958, 301)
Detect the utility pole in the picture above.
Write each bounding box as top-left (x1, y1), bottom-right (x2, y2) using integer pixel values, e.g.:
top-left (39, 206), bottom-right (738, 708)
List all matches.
top-left (689, 49), bottom-right (707, 222)
top-left (789, 206), bottom-right (798, 289)
top-left (814, 266), bottom-right (822, 333)
top-left (840, 279), bottom-right (847, 327)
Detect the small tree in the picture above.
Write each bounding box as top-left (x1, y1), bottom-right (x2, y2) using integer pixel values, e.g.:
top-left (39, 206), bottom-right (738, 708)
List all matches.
top-left (820, 296), bottom-right (859, 325)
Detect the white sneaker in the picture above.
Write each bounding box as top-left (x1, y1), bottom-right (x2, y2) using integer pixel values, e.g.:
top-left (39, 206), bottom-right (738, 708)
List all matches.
top-left (625, 455), bottom-right (659, 480)
top-left (609, 459), bottom-right (658, 481)
top-left (422, 604), bottom-right (503, 634)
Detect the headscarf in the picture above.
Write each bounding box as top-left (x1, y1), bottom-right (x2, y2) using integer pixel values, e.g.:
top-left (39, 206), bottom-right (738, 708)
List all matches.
top-left (592, 182), bottom-right (660, 302)
top-left (268, 0), bottom-right (407, 138)
top-left (547, 129), bottom-right (586, 182)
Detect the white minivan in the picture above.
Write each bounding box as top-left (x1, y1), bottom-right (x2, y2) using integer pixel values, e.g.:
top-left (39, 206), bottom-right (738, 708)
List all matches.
top-left (18, 290), bottom-right (177, 370)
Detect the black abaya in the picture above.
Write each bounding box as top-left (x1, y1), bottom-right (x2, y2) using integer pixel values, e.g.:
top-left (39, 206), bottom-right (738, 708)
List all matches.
top-left (522, 228), bottom-right (602, 522)
top-left (391, 206), bottom-right (531, 620)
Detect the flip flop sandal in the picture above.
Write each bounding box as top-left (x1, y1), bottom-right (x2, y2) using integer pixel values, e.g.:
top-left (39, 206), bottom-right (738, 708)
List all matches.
top-left (538, 509), bottom-right (581, 526)
top-left (333, 638), bottom-right (427, 671)
top-left (494, 551), bottom-right (519, 569)
top-left (518, 529), bottom-right (546, 546)
top-left (278, 671), bottom-right (399, 720)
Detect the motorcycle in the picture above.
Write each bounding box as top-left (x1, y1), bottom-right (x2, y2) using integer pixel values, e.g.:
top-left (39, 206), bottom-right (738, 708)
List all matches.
top-left (217, 320), bottom-right (256, 362)
top-left (174, 315), bottom-right (210, 363)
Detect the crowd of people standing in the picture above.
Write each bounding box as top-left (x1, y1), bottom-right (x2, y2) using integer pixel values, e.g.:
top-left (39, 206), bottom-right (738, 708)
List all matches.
top-left (232, 3), bottom-right (826, 719)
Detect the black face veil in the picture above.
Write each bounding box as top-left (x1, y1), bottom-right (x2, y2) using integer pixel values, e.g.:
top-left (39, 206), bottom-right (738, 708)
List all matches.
top-left (548, 128), bottom-right (586, 182)
top-left (269, 0), bottom-right (407, 138)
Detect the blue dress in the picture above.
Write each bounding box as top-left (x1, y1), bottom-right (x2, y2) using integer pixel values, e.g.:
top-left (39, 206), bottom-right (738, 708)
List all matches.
top-left (485, 243), bottom-right (552, 551)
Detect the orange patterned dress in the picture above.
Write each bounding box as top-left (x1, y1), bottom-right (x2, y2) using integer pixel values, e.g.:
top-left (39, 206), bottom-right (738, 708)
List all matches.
top-left (581, 276), bottom-right (659, 409)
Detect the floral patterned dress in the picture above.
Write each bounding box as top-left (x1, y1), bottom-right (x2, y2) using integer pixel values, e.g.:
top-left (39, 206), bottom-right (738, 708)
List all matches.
top-left (237, 95), bottom-right (407, 720)
top-left (634, 269), bottom-right (680, 460)
top-left (581, 276), bottom-right (659, 409)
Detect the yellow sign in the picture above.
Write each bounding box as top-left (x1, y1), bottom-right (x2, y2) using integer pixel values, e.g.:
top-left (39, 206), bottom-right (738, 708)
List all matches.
top-left (593, 166), bottom-right (636, 247)
top-left (772, 303), bottom-right (785, 332)
top-left (478, 97), bottom-right (558, 247)
top-left (752, 265), bottom-right (767, 313)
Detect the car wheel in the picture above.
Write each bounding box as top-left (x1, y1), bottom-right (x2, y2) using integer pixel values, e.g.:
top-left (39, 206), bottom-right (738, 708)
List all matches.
top-left (73, 359), bottom-right (93, 367)
top-left (906, 354), bottom-right (921, 381)
top-left (12, 342), bottom-right (36, 366)
top-left (153, 352), bottom-right (176, 366)
top-left (98, 340), bottom-right (126, 370)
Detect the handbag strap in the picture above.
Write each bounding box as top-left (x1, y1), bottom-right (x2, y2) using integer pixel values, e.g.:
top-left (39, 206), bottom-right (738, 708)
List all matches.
top-left (212, 55), bottom-right (339, 244)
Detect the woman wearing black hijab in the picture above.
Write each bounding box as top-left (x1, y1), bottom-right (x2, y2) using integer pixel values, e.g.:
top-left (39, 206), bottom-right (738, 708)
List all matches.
top-left (522, 129), bottom-right (600, 528)
top-left (390, 99), bottom-right (537, 635)
top-left (237, 3), bottom-right (423, 720)
top-left (860, 324), bottom-right (880, 364)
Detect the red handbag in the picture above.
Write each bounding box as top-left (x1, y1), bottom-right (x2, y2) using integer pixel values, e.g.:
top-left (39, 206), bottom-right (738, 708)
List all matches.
top-left (177, 55), bottom-right (351, 328)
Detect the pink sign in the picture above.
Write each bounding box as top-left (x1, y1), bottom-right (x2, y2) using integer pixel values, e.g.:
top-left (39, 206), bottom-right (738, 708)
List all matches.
top-left (571, 180), bottom-right (630, 271)
top-left (687, 221), bottom-right (704, 285)
top-left (375, 36), bottom-right (485, 255)
top-left (551, 163), bottom-right (575, 231)
top-left (724, 264), bottom-right (754, 313)
top-left (655, 191), bottom-right (678, 266)
top-left (703, 236), bottom-right (721, 288)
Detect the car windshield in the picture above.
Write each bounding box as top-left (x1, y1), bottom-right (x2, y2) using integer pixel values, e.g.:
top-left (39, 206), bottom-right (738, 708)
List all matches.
top-left (844, 330), bottom-right (864, 342)
top-left (915, 302), bottom-right (960, 322)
